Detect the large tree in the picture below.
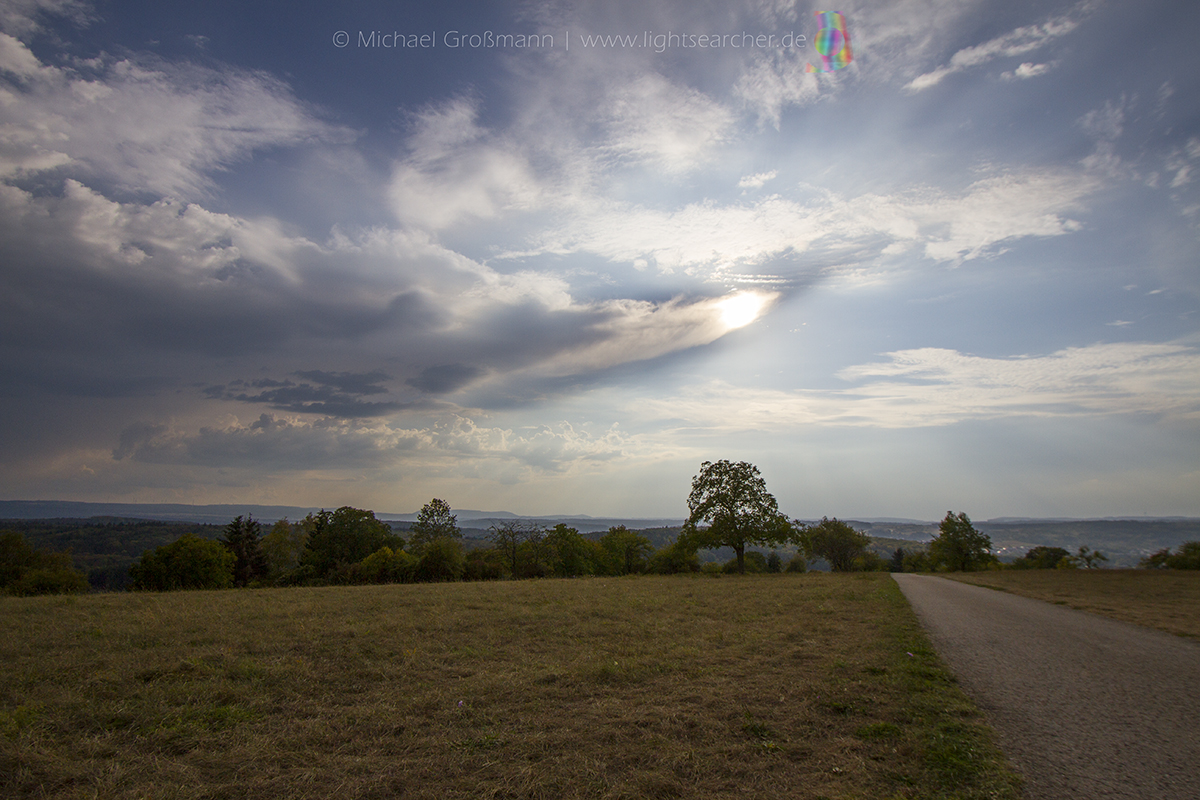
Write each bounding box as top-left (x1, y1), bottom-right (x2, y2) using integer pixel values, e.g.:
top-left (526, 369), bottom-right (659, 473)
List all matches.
top-left (221, 515), bottom-right (269, 587)
top-left (799, 517), bottom-right (871, 572)
top-left (487, 520), bottom-right (543, 578)
top-left (300, 507), bottom-right (400, 579)
top-left (599, 525), bottom-right (653, 575)
top-left (683, 460), bottom-right (794, 574)
top-left (408, 498), bottom-right (460, 555)
top-left (928, 511), bottom-right (993, 572)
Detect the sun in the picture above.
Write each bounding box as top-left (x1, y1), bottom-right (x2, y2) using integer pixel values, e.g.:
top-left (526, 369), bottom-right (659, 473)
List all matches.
top-left (717, 291), bottom-right (771, 330)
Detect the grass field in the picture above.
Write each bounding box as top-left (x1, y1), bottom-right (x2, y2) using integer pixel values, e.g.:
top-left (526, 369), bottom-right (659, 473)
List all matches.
top-left (1, 574), bottom-right (1020, 799)
top-left (943, 569), bottom-right (1200, 639)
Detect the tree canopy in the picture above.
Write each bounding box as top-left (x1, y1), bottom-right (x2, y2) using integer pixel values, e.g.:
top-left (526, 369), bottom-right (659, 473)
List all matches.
top-left (799, 517), bottom-right (871, 572)
top-left (408, 498), bottom-right (460, 555)
top-left (221, 515), bottom-right (269, 587)
top-left (300, 507), bottom-right (400, 579)
top-left (1140, 541), bottom-right (1200, 570)
top-left (928, 511), bottom-right (993, 572)
top-left (1012, 546), bottom-right (1071, 570)
top-left (130, 533), bottom-right (234, 591)
top-left (0, 530), bottom-right (89, 596)
top-left (683, 460), bottom-right (794, 574)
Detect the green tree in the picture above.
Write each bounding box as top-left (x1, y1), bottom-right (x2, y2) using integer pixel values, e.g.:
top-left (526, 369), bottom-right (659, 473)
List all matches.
top-left (599, 525), bottom-right (653, 575)
top-left (928, 511), bottom-right (993, 572)
top-left (415, 537), bottom-right (465, 582)
top-left (785, 552), bottom-right (807, 573)
top-left (408, 498), bottom-right (460, 555)
top-left (545, 523), bottom-right (594, 577)
top-left (798, 517), bottom-right (871, 572)
top-left (1139, 541), bottom-right (1200, 569)
top-left (221, 515), bottom-right (269, 587)
top-left (130, 534), bottom-right (234, 591)
top-left (1070, 545), bottom-right (1108, 569)
top-left (1012, 546), bottom-right (1071, 570)
top-left (487, 520), bottom-right (543, 578)
top-left (464, 547), bottom-right (506, 580)
top-left (300, 507), bottom-right (400, 580)
top-left (723, 551), bottom-right (768, 573)
top-left (0, 531), bottom-right (89, 596)
top-left (683, 460), bottom-right (794, 574)
top-left (889, 547), bottom-right (907, 573)
top-left (766, 550), bottom-right (783, 573)
top-left (647, 535), bottom-right (701, 575)
top-left (261, 518), bottom-right (309, 581)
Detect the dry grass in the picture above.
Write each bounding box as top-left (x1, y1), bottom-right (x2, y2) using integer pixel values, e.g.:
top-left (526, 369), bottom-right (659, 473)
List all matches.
top-left (1, 574), bottom-right (1019, 799)
top-left (944, 570), bottom-right (1200, 639)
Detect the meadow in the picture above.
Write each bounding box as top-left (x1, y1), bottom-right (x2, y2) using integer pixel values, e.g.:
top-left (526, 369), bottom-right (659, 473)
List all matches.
top-left (1, 574), bottom-right (1020, 799)
top-left (943, 569), bottom-right (1200, 639)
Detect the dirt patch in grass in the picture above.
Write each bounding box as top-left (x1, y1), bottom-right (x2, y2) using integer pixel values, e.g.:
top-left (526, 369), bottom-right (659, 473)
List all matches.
top-left (1, 575), bottom-right (1019, 799)
top-left (944, 570), bottom-right (1200, 639)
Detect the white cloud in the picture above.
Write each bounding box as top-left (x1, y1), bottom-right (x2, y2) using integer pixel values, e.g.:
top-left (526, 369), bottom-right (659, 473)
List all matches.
top-left (1000, 62), bottom-right (1054, 81)
top-left (905, 1), bottom-right (1094, 92)
top-left (523, 170), bottom-right (1094, 278)
top-left (597, 73), bottom-right (734, 174)
top-left (627, 341), bottom-right (1200, 433)
top-left (734, 49), bottom-right (820, 127)
top-left (113, 411), bottom-right (632, 475)
top-left (0, 0), bottom-right (89, 38)
top-left (738, 170), bottom-right (778, 189)
top-left (388, 98), bottom-right (544, 230)
top-left (0, 41), bottom-right (349, 197)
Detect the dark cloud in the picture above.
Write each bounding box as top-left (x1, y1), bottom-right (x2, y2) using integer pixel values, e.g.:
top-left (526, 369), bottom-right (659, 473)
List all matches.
top-left (205, 371), bottom-right (412, 418)
top-left (406, 364), bottom-right (483, 394)
top-left (111, 413), bottom-right (414, 470)
top-left (294, 370), bottom-right (391, 395)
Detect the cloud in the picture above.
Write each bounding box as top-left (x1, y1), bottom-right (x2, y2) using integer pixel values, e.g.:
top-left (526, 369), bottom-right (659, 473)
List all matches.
top-left (1000, 62), bottom-right (1055, 80)
top-left (111, 412), bottom-right (631, 475)
top-left (0, 37), bottom-right (350, 197)
top-left (523, 170), bottom-right (1094, 278)
top-left (407, 364), bottom-right (485, 394)
top-left (597, 73), bottom-right (734, 173)
top-left (388, 97), bottom-right (543, 230)
top-left (904, 1), bottom-right (1094, 92)
top-left (0, 0), bottom-right (90, 38)
top-left (640, 341), bottom-right (1200, 432)
top-left (738, 170), bottom-right (777, 190)
top-left (205, 371), bottom-right (411, 418)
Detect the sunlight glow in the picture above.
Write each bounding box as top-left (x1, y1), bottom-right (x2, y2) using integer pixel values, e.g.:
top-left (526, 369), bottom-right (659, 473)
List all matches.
top-left (717, 291), bottom-right (772, 330)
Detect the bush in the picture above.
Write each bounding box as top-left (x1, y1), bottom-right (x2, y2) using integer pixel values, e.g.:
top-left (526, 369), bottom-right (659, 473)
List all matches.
top-left (130, 534), bottom-right (234, 591)
top-left (723, 551), bottom-right (768, 574)
top-left (647, 540), bottom-right (701, 574)
top-left (464, 547), bottom-right (506, 581)
top-left (416, 537), bottom-right (465, 582)
top-left (352, 546), bottom-right (417, 584)
top-left (1141, 541), bottom-right (1200, 570)
top-left (785, 553), bottom-right (807, 573)
top-left (852, 551), bottom-right (887, 572)
top-left (902, 550), bottom-right (931, 572)
top-left (1011, 546), bottom-right (1071, 570)
top-left (1, 531), bottom-right (89, 596)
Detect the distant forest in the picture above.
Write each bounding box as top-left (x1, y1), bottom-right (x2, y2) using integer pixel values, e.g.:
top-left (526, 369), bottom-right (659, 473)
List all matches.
top-left (5, 514), bottom-right (1198, 591)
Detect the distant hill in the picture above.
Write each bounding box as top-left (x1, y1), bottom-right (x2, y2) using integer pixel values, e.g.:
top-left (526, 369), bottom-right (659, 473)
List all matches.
top-left (0, 500), bottom-right (685, 531)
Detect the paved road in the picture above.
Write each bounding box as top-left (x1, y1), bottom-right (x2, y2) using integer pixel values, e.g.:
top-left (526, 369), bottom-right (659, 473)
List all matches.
top-left (893, 574), bottom-right (1200, 800)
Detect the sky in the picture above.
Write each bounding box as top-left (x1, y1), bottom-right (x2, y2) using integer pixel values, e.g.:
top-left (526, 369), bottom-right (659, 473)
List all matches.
top-left (1, 0), bottom-right (1198, 520)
